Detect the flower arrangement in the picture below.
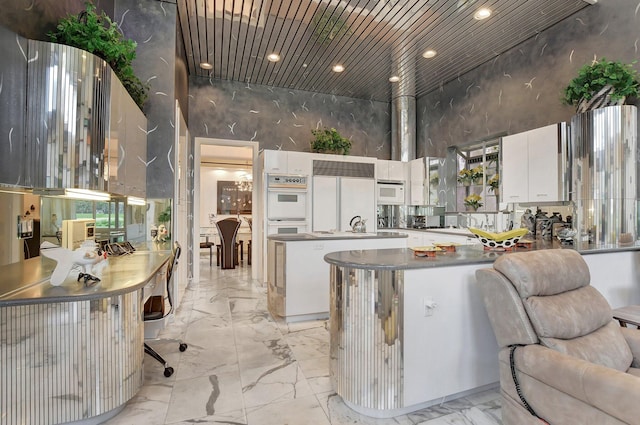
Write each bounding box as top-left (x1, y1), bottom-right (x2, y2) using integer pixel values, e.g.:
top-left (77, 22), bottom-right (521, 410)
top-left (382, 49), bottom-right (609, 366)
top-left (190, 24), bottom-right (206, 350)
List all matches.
top-left (487, 174), bottom-right (500, 193)
top-left (464, 194), bottom-right (483, 211)
top-left (457, 168), bottom-right (473, 185)
top-left (429, 172), bottom-right (439, 186)
top-left (471, 166), bottom-right (484, 184)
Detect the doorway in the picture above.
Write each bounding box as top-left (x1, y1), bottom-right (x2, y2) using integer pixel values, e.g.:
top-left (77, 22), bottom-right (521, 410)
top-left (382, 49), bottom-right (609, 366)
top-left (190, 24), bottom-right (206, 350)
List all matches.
top-left (193, 138), bottom-right (259, 282)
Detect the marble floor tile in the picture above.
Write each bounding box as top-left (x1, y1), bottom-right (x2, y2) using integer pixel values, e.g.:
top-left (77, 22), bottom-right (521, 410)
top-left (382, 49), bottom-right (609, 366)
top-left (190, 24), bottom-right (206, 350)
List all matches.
top-left (164, 371), bottom-right (245, 423)
top-left (108, 260), bottom-right (502, 425)
top-left (245, 395), bottom-right (331, 425)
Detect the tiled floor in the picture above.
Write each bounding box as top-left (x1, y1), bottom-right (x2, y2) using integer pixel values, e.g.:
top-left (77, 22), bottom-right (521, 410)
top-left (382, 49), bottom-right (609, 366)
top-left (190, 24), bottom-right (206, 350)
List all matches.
top-left (106, 257), bottom-right (502, 425)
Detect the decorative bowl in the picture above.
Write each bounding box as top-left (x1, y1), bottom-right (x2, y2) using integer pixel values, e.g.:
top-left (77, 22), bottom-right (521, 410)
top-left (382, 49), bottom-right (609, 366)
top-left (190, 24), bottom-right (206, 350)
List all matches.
top-left (468, 228), bottom-right (529, 250)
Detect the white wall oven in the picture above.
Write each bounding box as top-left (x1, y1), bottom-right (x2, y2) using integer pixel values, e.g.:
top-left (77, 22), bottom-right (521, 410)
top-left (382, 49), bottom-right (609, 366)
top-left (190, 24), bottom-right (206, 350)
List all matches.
top-left (266, 174), bottom-right (308, 234)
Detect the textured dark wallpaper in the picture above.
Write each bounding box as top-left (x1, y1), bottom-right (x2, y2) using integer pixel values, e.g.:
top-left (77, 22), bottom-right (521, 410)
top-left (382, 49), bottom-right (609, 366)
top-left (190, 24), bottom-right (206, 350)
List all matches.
top-left (416, 0), bottom-right (640, 157)
top-left (188, 77), bottom-right (392, 158)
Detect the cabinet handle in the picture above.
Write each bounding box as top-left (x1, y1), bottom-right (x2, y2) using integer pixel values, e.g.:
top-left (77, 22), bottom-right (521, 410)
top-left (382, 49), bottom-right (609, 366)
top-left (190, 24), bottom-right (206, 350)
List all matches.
top-left (509, 196), bottom-right (519, 199)
top-left (536, 194), bottom-right (548, 197)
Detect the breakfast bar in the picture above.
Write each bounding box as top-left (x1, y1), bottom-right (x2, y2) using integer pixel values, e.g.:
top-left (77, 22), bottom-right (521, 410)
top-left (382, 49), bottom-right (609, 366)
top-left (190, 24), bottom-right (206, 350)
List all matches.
top-left (0, 247), bottom-right (171, 425)
top-left (325, 244), bottom-right (640, 417)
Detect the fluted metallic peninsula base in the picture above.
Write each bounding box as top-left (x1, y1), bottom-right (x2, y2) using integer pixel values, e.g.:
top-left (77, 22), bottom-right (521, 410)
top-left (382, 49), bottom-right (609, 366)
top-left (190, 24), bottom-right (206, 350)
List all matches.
top-left (0, 291), bottom-right (144, 425)
top-left (330, 266), bottom-right (404, 415)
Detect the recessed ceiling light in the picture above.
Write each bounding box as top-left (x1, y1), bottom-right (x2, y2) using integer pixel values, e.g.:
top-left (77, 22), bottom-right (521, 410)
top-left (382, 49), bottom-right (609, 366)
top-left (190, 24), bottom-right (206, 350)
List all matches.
top-left (389, 75), bottom-right (400, 83)
top-left (267, 53), bottom-right (281, 62)
top-left (473, 8), bottom-right (492, 20)
top-left (422, 50), bottom-right (437, 59)
top-left (332, 64), bottom-right (345, 73)
top-left (199, 62), bottom-right (213, 70)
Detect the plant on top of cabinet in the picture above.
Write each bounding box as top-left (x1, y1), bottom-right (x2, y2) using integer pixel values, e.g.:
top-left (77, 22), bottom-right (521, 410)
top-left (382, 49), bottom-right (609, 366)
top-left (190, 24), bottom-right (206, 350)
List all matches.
top-left (463, 194), bottom-right (482, 211)
top-left (48, 2), bottom-right (149, 109)
top-left (457, 168), bottom-right (473, 186)
top-left (310, 127), bottom-right (351, 155)
top-left (563, 58), bottom-right (639, 113)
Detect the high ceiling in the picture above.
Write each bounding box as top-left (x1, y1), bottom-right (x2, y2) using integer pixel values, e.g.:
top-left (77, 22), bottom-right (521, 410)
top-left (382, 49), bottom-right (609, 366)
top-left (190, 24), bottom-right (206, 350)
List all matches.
top-left (178, 0), bottom-right (592, 102)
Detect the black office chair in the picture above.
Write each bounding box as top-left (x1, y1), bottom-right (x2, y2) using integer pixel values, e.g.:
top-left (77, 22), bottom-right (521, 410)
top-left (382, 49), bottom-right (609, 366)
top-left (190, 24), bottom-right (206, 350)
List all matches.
top-left (144, 241), bottom-right (187, 377)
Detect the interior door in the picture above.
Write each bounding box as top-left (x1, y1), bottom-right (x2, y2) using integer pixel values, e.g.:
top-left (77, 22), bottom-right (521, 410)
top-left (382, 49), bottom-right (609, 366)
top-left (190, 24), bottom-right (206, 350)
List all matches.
top-left (340, 178), bottom-right (375, 232)
top-left (312, 176), bottom-right (337, 231)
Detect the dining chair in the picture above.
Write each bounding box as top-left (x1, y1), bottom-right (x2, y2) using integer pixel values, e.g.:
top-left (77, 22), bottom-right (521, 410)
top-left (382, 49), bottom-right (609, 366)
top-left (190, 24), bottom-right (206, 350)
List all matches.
top-left (215, 218), bottom-right (241, 269)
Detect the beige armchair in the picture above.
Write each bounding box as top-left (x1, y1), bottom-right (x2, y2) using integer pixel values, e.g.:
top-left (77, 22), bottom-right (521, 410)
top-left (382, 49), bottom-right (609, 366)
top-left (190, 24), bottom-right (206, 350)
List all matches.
top-left (476, 249), bottom-right (640, 425)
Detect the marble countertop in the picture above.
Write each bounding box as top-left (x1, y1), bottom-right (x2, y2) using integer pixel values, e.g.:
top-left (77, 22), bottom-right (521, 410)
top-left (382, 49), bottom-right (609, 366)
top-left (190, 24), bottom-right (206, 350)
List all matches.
top-left (324, 240), bottom-right (640, 271)
top-left (268, 231), bottom-right (408, 241)
top-left (0, 249), bottom-right (172, 306)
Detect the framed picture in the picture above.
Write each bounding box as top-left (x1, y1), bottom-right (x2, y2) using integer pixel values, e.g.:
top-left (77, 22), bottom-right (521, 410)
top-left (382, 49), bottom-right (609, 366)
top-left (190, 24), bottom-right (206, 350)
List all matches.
top-left (217, 181), bottom-right (252, 215)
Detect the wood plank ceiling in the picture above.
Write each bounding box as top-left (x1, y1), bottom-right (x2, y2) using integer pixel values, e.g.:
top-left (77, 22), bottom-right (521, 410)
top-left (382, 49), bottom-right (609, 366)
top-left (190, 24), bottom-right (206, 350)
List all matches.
top-left (178, 0), bottom-right (592, 102)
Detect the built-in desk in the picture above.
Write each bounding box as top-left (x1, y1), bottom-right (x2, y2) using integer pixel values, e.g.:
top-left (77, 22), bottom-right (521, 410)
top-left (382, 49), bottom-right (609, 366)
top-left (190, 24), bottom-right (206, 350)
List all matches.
top-left (0, 245), bottom-right (172, 425)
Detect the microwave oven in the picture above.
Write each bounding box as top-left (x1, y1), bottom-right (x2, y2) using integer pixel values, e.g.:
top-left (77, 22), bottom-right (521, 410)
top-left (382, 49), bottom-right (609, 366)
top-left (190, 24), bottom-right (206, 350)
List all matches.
top-left (377, 181), bottom-right (405, 205)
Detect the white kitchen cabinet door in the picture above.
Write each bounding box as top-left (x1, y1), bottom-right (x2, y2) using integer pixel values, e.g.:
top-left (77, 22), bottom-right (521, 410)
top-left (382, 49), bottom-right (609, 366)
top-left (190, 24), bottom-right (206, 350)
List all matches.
top-left (410, 183), bottom-right (424, 206)
top-left (376, 160), bottom-right (390, 180)
top-left (287, 151), bottom-right (312, 175)
top-left (388, 161), bottom-right (406, 181)
top-left (263, 150), bottom-right (288, 173)
top-left (409, 158), bottom-right (425, 182)
top-left (501, 132), bottom-right (529, 203)
top-left (312, 176), bottom-right (338, 231)
top-left (340, 178), bottom-right (375, 232)
top-left (527, 124), bottom-right (560, 202)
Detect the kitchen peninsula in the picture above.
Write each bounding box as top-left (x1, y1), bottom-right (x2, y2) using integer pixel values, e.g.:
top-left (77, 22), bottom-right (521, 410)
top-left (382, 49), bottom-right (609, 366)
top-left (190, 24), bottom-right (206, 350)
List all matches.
top-left (0, 246), bottom-right (172, 425)
top-left (325, 244), bottom-right (640, 417)
top-left (267, 232), bottom-right (407, 322)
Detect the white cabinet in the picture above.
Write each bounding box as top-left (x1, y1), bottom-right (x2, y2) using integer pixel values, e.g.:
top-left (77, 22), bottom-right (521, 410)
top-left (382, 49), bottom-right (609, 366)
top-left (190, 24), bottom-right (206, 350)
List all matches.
top-left (409, 158), bottom-right (425, 205)
top-left (287, 151), bottom-right (312, 175)
top-left (263, 150), bottom-right (312, 175)
top-left (377, 160), bottom-right (406, 182)
top-left (312, 175), bottom-right (375, 232)
top-left (502, 123), bottom-right (564, 203)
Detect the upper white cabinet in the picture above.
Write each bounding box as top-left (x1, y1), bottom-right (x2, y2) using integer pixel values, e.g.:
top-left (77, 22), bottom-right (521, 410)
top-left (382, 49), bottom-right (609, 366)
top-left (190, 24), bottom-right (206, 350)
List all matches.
top-left (502, 123), bottom-right (565, 203)
top-left (263, 150), bottom-right (312, 175)
top-left (376, 159), bottom-right (406, 182)
top-left (409, 158), bottom-right (425, 205)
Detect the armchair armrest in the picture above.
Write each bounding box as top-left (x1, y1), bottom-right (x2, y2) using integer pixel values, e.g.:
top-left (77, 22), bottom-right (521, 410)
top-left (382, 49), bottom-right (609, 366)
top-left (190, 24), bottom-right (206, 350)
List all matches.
top-left (504, 344), bottom-right (640, 424)
top-left (620, 327), bottom-right (640, 367)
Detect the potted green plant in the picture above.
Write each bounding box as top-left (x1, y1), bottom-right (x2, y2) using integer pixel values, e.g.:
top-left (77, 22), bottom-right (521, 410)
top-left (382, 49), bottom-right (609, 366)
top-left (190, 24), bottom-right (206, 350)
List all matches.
top-left (48, 2), bottom-right (149, 109)
top-left (463, 194), bottom-right (483, 212)
top-left (457, 169), bottom-right (473, 186)
top-left (310, 128), bottom-right (352, 155)
top-left (487, 174), bottom-right (500, 196)
top-left (563, 58), bottom-right (639, 113)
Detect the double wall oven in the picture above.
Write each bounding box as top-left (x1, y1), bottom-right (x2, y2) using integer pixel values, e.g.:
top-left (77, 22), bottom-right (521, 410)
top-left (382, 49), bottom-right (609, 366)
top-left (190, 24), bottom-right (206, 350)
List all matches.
top-left (266, 174), bottom-right (308, 235)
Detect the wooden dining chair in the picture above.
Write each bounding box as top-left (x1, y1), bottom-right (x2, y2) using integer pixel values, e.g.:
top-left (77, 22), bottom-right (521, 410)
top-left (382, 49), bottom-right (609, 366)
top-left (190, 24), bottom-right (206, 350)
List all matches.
top-left (215, 218), bottom-right (241, 269)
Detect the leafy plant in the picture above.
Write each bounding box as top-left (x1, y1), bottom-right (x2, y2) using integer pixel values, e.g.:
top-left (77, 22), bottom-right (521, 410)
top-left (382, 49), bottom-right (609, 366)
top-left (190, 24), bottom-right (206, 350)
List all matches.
top-left (157, 206), bottom-right (171, 224)
top-left (48, 2), bottom-right (149, 109)
top-left (311, 6), bottom-right (352, 44)
top-left (463, 194), bottom-right (483, 210)
top-left (487, 174), bottom-right (500, 192)
top-left (310, 128), bottom-right (352, 155)
top-left (563, 58), bottom-right (639, 112)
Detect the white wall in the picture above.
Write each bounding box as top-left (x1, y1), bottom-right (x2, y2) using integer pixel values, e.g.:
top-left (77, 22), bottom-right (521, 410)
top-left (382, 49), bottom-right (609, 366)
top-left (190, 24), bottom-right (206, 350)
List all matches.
top-left (199, 166), bottom-right (252, 232)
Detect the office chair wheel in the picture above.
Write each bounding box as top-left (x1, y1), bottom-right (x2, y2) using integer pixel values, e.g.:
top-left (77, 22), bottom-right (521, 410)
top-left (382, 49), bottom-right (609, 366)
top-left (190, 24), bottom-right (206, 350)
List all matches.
top-left (179, 343), bottom-right (188, 352)
top-left (164, 367), bottom-right (174, 377)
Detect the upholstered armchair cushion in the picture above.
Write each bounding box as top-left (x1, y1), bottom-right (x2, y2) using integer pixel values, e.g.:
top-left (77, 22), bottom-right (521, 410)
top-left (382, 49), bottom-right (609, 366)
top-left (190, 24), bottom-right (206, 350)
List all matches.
top-left (621, 327), bottom-right (640, 368)
top-left (475, 268), bottom-right (538, 348)
top-left (494, 249), bottom-right (590, 298)
top-left (525, 285), bottom-right (612, 339)
top-left (501, 345), bottom-right (640, 424)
